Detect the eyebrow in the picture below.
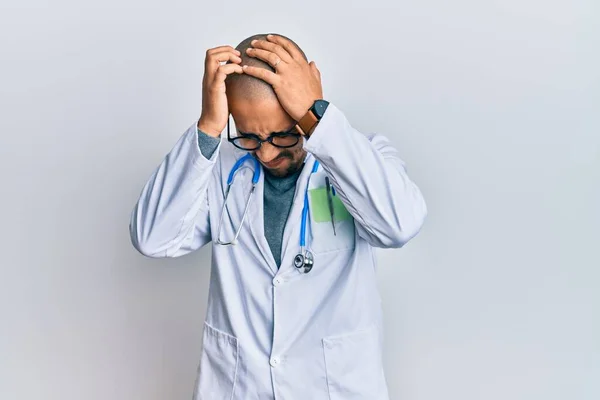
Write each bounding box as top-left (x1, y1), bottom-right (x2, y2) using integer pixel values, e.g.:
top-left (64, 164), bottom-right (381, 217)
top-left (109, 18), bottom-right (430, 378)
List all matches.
top-left (238, 125), bottom-right (299, 137)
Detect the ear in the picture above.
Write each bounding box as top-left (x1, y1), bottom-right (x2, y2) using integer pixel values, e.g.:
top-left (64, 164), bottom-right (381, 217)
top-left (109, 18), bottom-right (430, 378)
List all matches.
top-left (309, 61), bottom-right (321, 82)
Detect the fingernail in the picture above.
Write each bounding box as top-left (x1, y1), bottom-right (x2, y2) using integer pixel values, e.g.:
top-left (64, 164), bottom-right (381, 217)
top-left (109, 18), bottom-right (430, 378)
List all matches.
top-left (267, 34), bottom-right (273, 38)
top-left (243, 65), bottom-right (248, 69)
top-left (251, 40), bottom-right (257, 45)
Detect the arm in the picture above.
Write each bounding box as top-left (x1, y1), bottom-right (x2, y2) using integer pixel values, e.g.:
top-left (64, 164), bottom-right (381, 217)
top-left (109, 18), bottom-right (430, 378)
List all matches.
top-left (238, 35), bottom-right (427, 246)
top-left (304, 103), bottom-right (428, 248)
top-left (129, 123), bottom-right (221, 257)
top-left (130, 44), bottom-right (243, 258)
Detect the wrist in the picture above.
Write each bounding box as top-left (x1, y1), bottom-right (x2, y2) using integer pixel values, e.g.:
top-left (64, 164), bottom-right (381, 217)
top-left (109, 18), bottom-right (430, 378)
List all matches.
top-left (197, 118), bottom-right (222, 138)
top-left (295, 98), bottom-right (320, 122)
top-left (296, 99), bottom-right (329, 138)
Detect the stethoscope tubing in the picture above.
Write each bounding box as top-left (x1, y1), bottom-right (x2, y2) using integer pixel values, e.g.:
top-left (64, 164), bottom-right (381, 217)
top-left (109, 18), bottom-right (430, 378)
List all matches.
top-left (217, 153), bottom-right (321, 272)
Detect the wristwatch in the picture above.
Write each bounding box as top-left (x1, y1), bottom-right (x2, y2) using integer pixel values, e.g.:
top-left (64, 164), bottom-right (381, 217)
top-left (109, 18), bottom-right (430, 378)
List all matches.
top-left (295, 99), bottom-right (329, 138)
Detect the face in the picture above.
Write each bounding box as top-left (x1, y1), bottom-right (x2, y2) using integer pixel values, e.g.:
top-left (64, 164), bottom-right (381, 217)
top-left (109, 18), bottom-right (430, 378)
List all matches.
top-left (228, 96), bottom-right (307, 178)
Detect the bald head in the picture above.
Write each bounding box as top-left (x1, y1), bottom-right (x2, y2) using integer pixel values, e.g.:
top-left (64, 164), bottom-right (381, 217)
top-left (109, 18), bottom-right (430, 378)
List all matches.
top-left (225, 33), bottom-right (307, 102)
top-left (224, 34), bottom-right (309, 177)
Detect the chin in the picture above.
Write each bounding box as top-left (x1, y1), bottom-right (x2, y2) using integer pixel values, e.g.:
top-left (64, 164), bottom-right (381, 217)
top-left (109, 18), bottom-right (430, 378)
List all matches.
top-left (266, 166), bottom-right (289, 177)
top-left (264, 159), bottom-right (299, 178)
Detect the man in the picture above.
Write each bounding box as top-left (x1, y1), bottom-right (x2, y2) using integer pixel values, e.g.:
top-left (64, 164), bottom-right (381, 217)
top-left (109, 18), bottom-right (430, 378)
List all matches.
top-left (130, 33), bottom-right (427, 400)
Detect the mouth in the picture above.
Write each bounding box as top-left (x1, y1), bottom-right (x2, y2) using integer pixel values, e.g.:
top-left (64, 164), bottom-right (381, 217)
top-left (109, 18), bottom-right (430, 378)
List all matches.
top-left (263, 157), bottom-right (286, 168)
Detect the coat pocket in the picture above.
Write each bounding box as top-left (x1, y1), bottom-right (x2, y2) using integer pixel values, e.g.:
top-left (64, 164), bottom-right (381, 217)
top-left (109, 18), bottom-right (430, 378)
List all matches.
top-left (309, 215), bottom-right (356, 255)
top-left (322, 326), bottom-right (388, 400)
top-left (194, 322), bottom-right (239, 400)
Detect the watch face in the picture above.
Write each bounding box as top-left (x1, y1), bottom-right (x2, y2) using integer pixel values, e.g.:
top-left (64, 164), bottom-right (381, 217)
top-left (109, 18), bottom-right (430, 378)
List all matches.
top-left (312, 100), bottom-right (329, 119)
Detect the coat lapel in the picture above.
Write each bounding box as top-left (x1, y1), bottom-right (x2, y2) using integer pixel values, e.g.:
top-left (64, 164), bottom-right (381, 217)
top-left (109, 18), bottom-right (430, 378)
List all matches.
top-left (238, 152), bottom-right (317, 277)
top-left (247, 164), bottom-right (279, 275)
top-left (279, 154), bottom-right (317, 273)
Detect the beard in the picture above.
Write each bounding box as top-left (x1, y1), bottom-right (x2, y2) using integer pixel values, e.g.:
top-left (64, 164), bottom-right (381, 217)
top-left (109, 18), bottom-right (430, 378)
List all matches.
top-left (260, 148), bottom-right (306, 178)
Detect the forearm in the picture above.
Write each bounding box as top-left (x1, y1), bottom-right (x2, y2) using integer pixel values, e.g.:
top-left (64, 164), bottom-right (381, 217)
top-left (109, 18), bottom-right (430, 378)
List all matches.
top-left (197, 125), bottom-right (220, 159)
top-left (304, 103), bottom-right (427, 248)
top-left (129, 122), bottom-right (221, 257)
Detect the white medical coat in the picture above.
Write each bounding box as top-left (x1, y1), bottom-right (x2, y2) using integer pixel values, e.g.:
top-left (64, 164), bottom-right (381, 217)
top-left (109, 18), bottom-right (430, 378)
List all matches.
top-left (129, 103), bottom-right (427, 399)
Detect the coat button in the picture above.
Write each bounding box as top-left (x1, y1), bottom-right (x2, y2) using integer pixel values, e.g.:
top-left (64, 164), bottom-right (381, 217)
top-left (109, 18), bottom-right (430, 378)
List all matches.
top-left (270, 357), bottom-right (280, 367)
top-left (272, 277), bottom-right (284, 287)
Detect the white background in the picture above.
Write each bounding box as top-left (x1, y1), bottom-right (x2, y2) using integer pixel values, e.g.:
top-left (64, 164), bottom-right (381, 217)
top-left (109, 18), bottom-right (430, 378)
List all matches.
top-left (1, 0), bottom-right (598, 399)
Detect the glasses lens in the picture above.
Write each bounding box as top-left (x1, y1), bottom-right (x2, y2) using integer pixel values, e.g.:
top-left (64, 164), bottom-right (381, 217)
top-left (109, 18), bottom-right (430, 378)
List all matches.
top-left (232, 137), bottom-right (260, 150)
top-left (272, 134), bottom-right (300, 148)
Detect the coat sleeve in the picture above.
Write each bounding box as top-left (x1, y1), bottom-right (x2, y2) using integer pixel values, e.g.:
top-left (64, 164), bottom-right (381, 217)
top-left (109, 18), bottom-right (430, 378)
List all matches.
top-left (129, 122), bottom-right (222, 258)
top-left (303, 103), bottom-right (428, 248)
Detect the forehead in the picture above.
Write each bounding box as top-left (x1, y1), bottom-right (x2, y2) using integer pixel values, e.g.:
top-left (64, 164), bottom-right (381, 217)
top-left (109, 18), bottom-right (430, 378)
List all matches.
top-left (229, 98), bottom-right (295, 137)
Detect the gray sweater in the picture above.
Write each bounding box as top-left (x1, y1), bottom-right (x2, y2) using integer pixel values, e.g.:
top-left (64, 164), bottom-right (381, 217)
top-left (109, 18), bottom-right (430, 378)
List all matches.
top-left (197, 130), bottom-right (300, 268)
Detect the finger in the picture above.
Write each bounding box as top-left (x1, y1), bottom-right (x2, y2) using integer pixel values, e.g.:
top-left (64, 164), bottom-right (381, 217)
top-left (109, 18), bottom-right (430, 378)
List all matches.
top-left (249, 39), bottom-right (293, 63)
top-left (214, 64), bottom-right (244, 82)
top-left (205, 51), bottom-right (242, 72)
top-left (266, 34), bottom-right (304, 61)
top-left (242, 65), bottom-right (279, 86)
top-left (207, 50), bottom-right (242, 64)
top-left (309, 61), bottom-right (321, 81)
top-left (246, 48), bottom-right (285, 69)
top-left (207, 45), bottom-right (241, 56)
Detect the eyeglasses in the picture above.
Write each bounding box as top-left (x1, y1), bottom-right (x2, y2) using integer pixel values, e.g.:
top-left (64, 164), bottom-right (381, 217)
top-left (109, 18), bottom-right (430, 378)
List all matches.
top-left (227, 117), bottom-right (302, 151)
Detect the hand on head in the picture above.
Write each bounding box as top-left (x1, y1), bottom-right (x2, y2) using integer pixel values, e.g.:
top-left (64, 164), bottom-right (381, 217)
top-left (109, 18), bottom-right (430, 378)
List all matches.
top-left (198, 34), bottom-right (322, 138)
top-left (242, 34), bottom-right (323, 122)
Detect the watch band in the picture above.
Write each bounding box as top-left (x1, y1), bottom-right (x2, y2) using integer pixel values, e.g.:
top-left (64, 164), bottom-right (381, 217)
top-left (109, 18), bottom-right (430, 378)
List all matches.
top-left (295, 100), bottom-right (329, 138)
top-left (296, 109), bottom-right (319, 137)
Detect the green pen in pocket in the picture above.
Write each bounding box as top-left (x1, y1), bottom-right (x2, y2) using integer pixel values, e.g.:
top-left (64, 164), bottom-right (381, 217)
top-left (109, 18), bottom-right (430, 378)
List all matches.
top-left (308, 185), bottom-right (352, 223)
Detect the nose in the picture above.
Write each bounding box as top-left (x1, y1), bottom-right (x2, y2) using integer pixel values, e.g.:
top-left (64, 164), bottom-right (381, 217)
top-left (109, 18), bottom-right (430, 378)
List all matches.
top-left (255, 142), bottom-right (280, 163)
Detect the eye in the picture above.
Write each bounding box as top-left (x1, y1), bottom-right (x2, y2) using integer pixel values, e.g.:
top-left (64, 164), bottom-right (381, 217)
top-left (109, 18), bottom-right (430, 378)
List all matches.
top-left (273, 129), bottom-right (300, 138)
top-left (271, 132), bottom-right (291, 138)
top-left (285, 125), bottom-right (300, 135)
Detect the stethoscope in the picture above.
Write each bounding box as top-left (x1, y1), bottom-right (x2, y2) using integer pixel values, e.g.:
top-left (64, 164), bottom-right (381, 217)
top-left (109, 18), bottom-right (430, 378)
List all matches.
top-left (215, 153), bottom-right (320, 273)
top-left (293, 160), bottom-right (320, 273)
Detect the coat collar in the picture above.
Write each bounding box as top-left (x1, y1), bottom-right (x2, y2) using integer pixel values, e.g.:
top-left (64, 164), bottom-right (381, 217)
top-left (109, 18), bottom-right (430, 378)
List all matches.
top-left (244, 151), bottom-right (318, 276)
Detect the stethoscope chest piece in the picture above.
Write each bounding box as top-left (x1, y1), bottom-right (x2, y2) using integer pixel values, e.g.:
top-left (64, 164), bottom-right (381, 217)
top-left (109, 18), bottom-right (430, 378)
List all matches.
top-left (294, 250), bottom-right (314, 273)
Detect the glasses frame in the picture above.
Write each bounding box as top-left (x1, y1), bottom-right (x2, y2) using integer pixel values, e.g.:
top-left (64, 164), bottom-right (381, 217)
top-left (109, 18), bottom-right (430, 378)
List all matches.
top-left (227, 116), bottom-right (302, 151)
